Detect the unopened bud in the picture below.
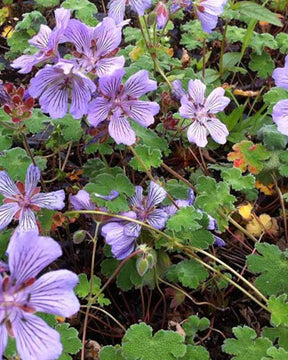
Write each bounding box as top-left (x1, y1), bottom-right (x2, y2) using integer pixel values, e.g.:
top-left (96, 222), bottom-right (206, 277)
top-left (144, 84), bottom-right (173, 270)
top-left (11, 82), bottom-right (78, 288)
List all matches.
top-left (136, 257), bottom-right (150, 277)
top-left (156, 2), bottom-right (169, 29)
top-left (73, 230), bottom-right (86, 244)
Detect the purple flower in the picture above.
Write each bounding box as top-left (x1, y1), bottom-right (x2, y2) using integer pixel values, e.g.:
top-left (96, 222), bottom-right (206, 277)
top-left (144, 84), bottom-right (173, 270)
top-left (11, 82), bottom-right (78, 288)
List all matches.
top-left (0, 230), bottom-right (79, 360)
top-left (171, 0), bottom-right (192, 13)
top-left (178, 79), bottom-right (230, 147)
top-left (87, 69), bottom-right (160, 145)
top-left (272, 100), bottom-right (288, 136)
top-left (0, 164), bottom-right (65, 233)
top-left (194, 0), bottom-right (227, 33)
top-left (163, 189), bottom-right (225, 246)
top-left (63, 17), bottom-right (125, 76)
top-left (101, 182), bottom-right (168, 259)
top-left (70, 189), bottom-right (119, 210)
top-left (29, 61), bottom-right (96, 119)
top-left (273, 55), bottom-right (288, 90)
top-left (0, 81), bottom-right (11, 106)
top-left (12, 8), bottom-right (70, 74)
top-left (108, 0), bottom-right (151, 24)
top-left (156, 2), bottom-right (169, 29)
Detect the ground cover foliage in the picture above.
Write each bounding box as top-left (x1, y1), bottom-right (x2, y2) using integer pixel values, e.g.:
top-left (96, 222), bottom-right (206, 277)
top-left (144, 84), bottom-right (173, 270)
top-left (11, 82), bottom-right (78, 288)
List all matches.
top-left (0, 0), bottom-right (288, 359)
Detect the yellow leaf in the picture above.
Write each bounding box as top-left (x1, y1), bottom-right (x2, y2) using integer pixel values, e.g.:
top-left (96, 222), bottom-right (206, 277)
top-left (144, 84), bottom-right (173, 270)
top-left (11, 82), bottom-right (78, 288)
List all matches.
top-left (0, 6), bottom-right (9, 26)
top-left (2, 25), bottom-right (14, 39)
top-left (56, 316), bottom-right (65, 323)
top-left (246, 214), bottom-right (272, 237)
top-left (238, 203), bottom-right (253, 220)
top-left (255, 181), bottom-right (275, 195)
top-left (129, 46), bottom-right (145, 61)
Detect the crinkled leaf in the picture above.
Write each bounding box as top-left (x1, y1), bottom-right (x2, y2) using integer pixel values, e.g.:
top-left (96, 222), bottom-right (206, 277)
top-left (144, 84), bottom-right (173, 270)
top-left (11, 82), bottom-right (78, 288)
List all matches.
top-left (166, 207), bottom-right (202, 233)
top-left (180, 345), bottom-right (210, 360)
top-left (131, 122), bottom-right (169, 153)
top-left (257, 125), bottom-right (288, 150)
top-left (263, 347), bottom-right (288, 360)
top-left (249, 52), bottom-right (274, 79)
top-left (182, 315), bottom-right (210, 342)
top-left (62, 0), bottom-right (98, 26)
top-left (221, 167), bottom-right (255, 191)
top-left (99, 346), bottom-right (124, 360)
top-left (56, 323), bottom-right (82, 360)
top-left (264, 87), bottom-right (288, 113)
top-left (263, 325), bottom-right (288, 350)
top-left (268, 295), bottom-right (288, 327)
top-left (130, 144), bottom-right (163, 171)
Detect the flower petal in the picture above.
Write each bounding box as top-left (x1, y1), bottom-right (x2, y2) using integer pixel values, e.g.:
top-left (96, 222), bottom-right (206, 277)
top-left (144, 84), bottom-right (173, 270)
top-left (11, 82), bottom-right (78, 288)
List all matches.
top-left (123, 100), bottom-right (159, 127)
top-left (70, 190), bottom-right (94, 210)
top-left (0, 203), bottom-right (19, 231)
top-left (101, 222), bottom-right (136, 259)
top-left (0, 321), bottom-right (8, 359)
top-left (12, 311), bottom-right (62, 360)
top-left (87, 97), bottom-right (111, 127)
top-left (196, 9), bottom-right (218, 33)
top-left (146, 181), bottom-right (167, 209)
top-left (93, 17), bottom-right (122, 57)
top-left (188, 79), bottom-right (206, 104)
top-left (130, 0), bottom-right (151, 15)
top-left (63, 19), bottom-right (91, 54)
top-left (272, 99), bottom-right (288, 136)
top-left (172, 79), bottom-right (187, 100)
top-left (29, 25), bottom-right (52, 49)
top-left (273, 56), bottom-right (288, 90)
top-left (179, 95), bottom-right (197, 119)
top-left (123, 70), bottom-right (157, 98)
top-left (0, 171), bottom-right (19, 198)
top-left (31, 190), bottom-right (65, 210)
top-left (108, 111), bottom-right (136, 145)
top-left (205, 87), bottom-right (230, 114)
top-left (206, 118), bottom-right (229, 144)
top-left (70, 75), bottom-right (95, 119)
top-left (187, 121), bottom-right (208, 147)
top-left (98, 69), bottom-right (125, 97)
top-left (146, 209), bottom-right (168, 229)
top-left (108, 0), bottom-right (126, 24)
top-left (25, 164), bottom-right (40, 197)
top-left (129, 186), bottom-right (143, 208)
top-left (28, 270), bottom-right (80, 317)
top-left (8, 231), bottom-right (62, 285)
top-left (95, 56), bottom-right (125, 78)
top-left (124, 222), bottom-right (142, 237)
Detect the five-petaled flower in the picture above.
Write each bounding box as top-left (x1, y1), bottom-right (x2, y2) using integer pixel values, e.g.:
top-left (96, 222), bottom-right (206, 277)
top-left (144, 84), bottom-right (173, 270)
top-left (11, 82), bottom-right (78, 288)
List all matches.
top-left (87, 69), bottom-right (160, 145)
top-left (174, 79), bottom-right (230, 147)
top-left (101, 181), bottom-right (168, 259)
top-left (108, 0), bottom-right (151, 24)
top-left (0, 164), bottom-right (65, 233)
top-left (12, 8), bottom-right (71, 74)
top-left (194, 0), bottom-right (227, 33)
top-left (0, 230), bottom-right (80, 360)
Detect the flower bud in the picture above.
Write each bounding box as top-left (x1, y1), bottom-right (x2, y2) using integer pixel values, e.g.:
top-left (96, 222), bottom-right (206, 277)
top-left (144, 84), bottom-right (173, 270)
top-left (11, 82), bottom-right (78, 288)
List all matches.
top-left (73, 230), bottom-right (86, 244)
top-left (156, 2), bottom-right (169, 29)
top-left (136, 257), bottom-right (150, 277)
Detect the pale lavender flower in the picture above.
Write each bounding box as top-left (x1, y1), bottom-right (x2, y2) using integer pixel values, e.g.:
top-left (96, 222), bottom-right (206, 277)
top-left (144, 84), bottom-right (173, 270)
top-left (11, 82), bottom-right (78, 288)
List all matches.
top-left (0, 230), bottom-right (79, 360)
top-left (101, 182), bottom-right (168, 259)
top-left (12, 8), bottom-right (70, 74)
top-left (194, 0), bottom-right (227, 33)
top-left (273, 55), bottom-right (288, 90)
top-left (70, 189), bottom-right (119, 210)
top-left (29, 61), bottom-right (96, 119)
top-left (178, 79), bottom-right (230, 147)
top-left (171, 0), bottom-right (192, 13)
top-left (0, 164), bottom-right (65, 233)
top-left (87, 69), bottom-right (159, 145)
top-left (272, 100), bottom-right (288, 136)
top-left (156, 2), bottom-right (169, 29)
top-left (163, 189), bottom-right (225, 246)
top-left (63, 17), bottom-right (125, 76)
top-left (108, 0), bottom-right (151, 24)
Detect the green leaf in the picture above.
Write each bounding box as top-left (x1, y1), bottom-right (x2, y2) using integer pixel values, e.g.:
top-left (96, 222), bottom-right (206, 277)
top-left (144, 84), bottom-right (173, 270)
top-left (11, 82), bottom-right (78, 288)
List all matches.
top-left (35, 0), bottom-right (60, 7)
top-left (268, 295), bottom-right (288, 327)
top-left (51, 115), bottom-right (83, 142)
top-left (0, 229), bottom-right (12, 258)
top-left (222, 326), bottom-right (272, 359)
top-left (257, 125), bottom-right (288, 150)
top-left (195, 176), bottom-right (236, 231)
top-left (75, 273), bottom-right (110, 306)
top-left (276, 33), bottom-right (288, 54)
top-left (247, 243), bottom-right (288, 296)
top-left (0, 147), bottom-right (46, 181)
top-left (0, 128), bottom-right (12, 151)
top-left (24, 109), bottom-right (48, 133)
top-left (221, 167), bottom-right (255, 191)
top-left (249, 52), bottom-right (274, 79)
top-left (83, 159), bottom-right (107, 180)
top-left (279, 151), bottom-right (288, 177)
top-left (62, 0), bottom-right (98, 26)
top-left (263, 347), bottom-right (288, 360)
top-left (233, 1), bottom-right (282, 26)
top-left (263, 325), bottom-right (288, 350)
top-left (99, 346), bottom-right (124, 360)
top-left (166, 207), bottom-right (202, 233)
top-left (180, 345), bottom-right (210, 360)
top-left (85, 172), bottom-right (134, 212)
top-left (131, 122), bottom-right (169, 153)
top-left (182, 315), bottom-right (210, 343)
top-left (166, 260), bottom-right (208, 289)
top-left (187, 229), bottom-right (215, 249)
top-left (122, 323), bottom-right (187, 360)
top-left (130, 144), bottom-right (163, 171)
top-left (264, 87), bottom-right (288, 113)
top-left (56, 323), bottom-right (82, 360)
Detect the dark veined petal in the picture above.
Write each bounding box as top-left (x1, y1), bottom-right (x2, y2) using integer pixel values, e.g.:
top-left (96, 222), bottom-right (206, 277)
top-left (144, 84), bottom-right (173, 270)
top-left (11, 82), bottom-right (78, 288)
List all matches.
top-left (187, 79), bottom-right (206, 105)
top-left (0, 315), bottom-right (8, 359)
top-left (98, 69), bottom-right (125, 97)
top-left (123, 70), bottom-right (157, 98)
top-left (95, 56), bottom-right (125, 78)
top-left (205, 87), bottom-right (230, 114)
top-left (130, 0), bottom-right (151, 15)
top-left (101, 222), bottom-right (136, 259)
top-left (70, 74), bottom-right (95, 119)
top-left (124, 222), bottom-right (142, 237)
top-left (29, 25), bottom-right (52, 49)
top-left (146, 209), bottom-right (168, 230)
top-left (146, 181), bottom-right (167, 210)
top-left (87, 97), bottom-right (111, 127)
top-left (108, 111), bottom-right (136, 145)
top-left (11, 310), bottom-right (62, 360)
top-left (18, 208), bottom-right (38, 232)
top-left (108, 0), bottom-right (126, 24)
top-left (8, 231), bottom-right (62, 285)
top-left (29, 65), bottom-right (64, 99)
top-left (28, 270), bottom-right (80, 317)
top-left (0, 171), bottom-right (19, 198)
top-left (70, 190), bottom-right (94, 210)
top-left (54, 7), bottom-right (71, 30)
top-left (179, 95), bottom-right (197, 119)
top-left (63, 19), bottom-right (91, 55)
top-left (196, 8), bottom-right (218, 33)
top-left (93, 17), bottom-right (122, 57)
top-left (187, 121), bottom-right (208, 147)
top-left (206, 117), bottom-right (229, 145)
top-left (0, 203), bottom-right (20, 232)
top-left (129, 186), bottom-right (143, 208)
top-left (31, 190), bottom-right (65, 210)
top-left (25, 164), bottom-right (40, 197)
top-left (123, 100), bottom-right (159, 127)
